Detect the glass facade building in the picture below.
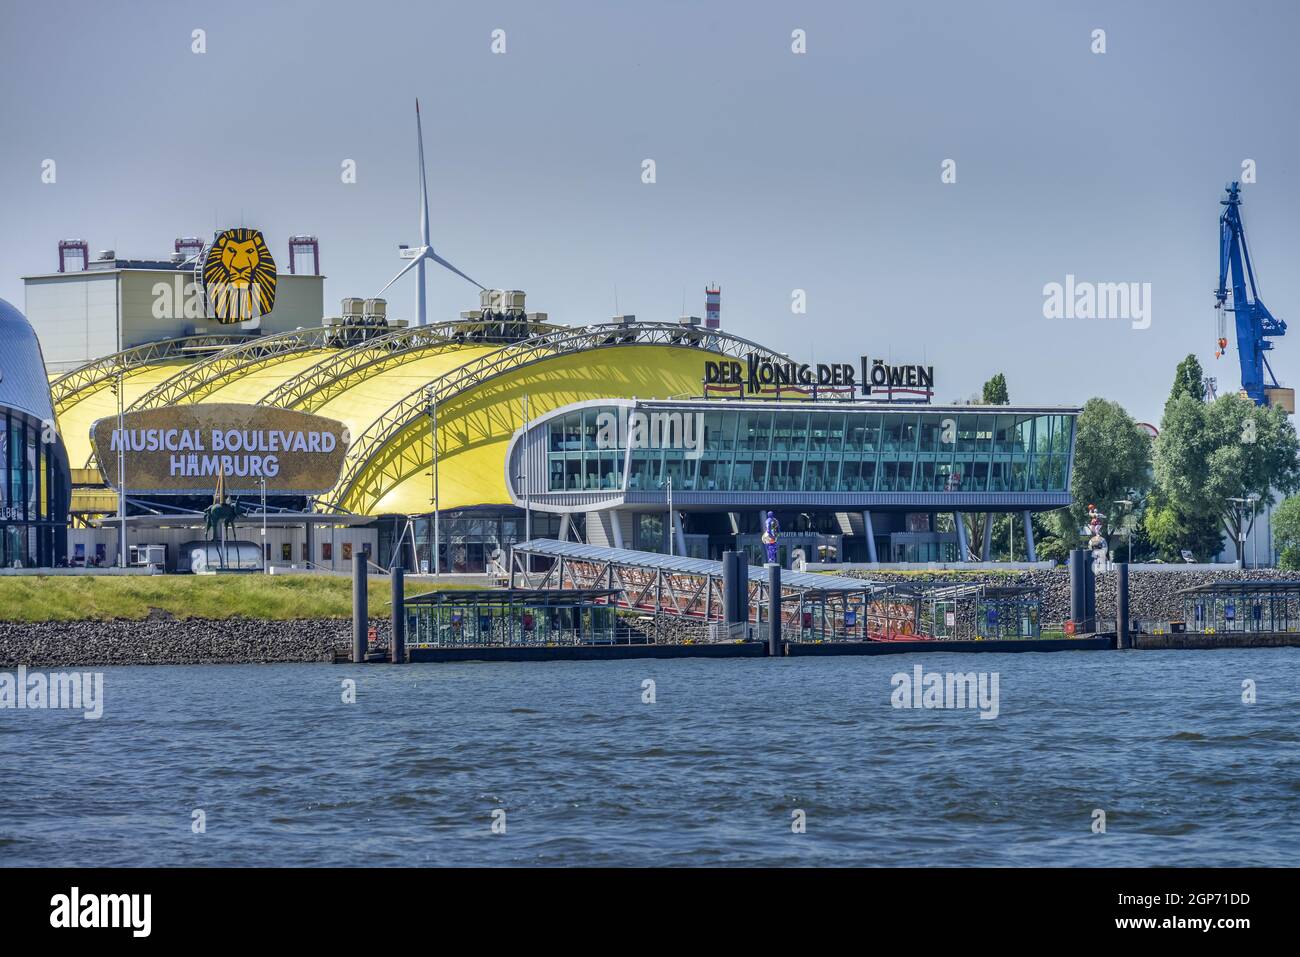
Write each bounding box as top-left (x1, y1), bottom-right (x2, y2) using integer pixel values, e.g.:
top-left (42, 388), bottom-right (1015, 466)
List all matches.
top-left (543, 406), bottom-right (1074, 496)
top-left (1, 411), bottom-right (68, 567)
top-left (0, 298), bottom-right (70, 568)
top-left (508, 398), bottom-right (1079, 565)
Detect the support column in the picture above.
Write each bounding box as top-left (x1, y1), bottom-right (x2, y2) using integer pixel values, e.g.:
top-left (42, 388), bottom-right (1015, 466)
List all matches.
top-left (1069, 548), bottom-right (1097, 633)
top-left (954, 513), bottom-right (969, 563)
top-left (1069, 549), bottom-right (1084, 631)
top-left (558, 513), bottom-right (571, 542)
top-left (766, 562), bottom-right (782, 656)
top-left (862, 510), bottom-right (878, 564)
top-left (734, 552), bottom-right (749, 624)
top-left (390, 563), bottom-right (406, 663)
top-left (1023, 510), bottom-right (1037, 562)
top-left (722, 550), bottom-right (740, 625)
top-left (981, 512), bottom-right (993, 562)
top-left (1084, 554), bottom-right (1096, 632)
top-left (610, 509), bottom-right (625, 550)
top-left (673, 511), bottom-right (687, 557)
top-left (352, 553), bottom-right (368, 663)
top-left (1116, 562), bottom-right (1130, 649)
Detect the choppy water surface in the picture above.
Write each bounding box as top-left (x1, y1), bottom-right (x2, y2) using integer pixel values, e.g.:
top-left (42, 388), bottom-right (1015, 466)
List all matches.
top-left (2, 649), bottom-right (1296, 866)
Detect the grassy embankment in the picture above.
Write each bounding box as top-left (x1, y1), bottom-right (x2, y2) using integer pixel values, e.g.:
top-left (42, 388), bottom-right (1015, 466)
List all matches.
top-left (0, 574), bottom-right (472, 623)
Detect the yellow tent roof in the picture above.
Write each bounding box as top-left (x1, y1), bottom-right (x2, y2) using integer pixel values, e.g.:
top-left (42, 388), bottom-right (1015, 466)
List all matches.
top-left (54, 332), bottom-right (733, 518)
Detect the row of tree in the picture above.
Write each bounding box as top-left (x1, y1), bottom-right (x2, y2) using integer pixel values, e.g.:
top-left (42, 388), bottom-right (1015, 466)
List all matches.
top-left (975, 360), bottom-right (1300, 564)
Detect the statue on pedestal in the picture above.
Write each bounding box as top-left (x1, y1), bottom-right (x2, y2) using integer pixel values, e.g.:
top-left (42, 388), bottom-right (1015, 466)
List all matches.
top-left (1085, 503), bottom-right (1109, 570)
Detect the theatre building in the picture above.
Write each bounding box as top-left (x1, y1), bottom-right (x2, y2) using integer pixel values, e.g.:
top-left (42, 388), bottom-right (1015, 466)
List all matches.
top-left (25, 247), bottom-right (1078, 571)
top-left (0, 299), bottom-right (71, 568)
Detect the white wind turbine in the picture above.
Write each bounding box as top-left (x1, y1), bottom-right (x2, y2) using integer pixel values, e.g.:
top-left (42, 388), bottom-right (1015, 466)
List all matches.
top-left (379, 99), bottom-right (484, 325)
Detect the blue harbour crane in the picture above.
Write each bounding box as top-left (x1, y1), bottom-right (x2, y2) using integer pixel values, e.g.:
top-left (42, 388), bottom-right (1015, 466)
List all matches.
top-left (1215, 181), bottom-right (1289, 407)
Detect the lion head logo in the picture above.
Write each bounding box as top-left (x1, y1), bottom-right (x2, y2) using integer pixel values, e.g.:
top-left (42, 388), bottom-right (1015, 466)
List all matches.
top-left (201, 228), bottom-right (277, 323)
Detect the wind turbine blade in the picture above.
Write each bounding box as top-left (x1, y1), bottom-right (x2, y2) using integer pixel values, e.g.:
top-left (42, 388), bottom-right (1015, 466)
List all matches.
top-left (416, 99), bottom-right (430, 246)
top-left (428, 250), bottom-right (485, 290)
top-left (377, 252), bottom-right (426, 296)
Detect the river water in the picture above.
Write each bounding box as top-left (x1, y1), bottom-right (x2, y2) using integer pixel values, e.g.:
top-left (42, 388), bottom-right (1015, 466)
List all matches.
top-left (2, 649), bottom-right (1296, 866)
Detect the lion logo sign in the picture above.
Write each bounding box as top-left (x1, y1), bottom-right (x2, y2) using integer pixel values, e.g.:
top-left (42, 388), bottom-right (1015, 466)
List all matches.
top-left (200, 228), bottom-right (278, 323)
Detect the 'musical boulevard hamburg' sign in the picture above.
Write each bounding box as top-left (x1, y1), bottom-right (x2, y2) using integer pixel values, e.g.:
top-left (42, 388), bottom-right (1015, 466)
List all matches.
top-left (90, 404), bottom-right (350, 495)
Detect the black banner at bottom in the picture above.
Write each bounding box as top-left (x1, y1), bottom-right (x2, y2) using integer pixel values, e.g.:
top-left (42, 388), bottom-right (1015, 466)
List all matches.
top-left (0, 866), bottom-right (1278, 943)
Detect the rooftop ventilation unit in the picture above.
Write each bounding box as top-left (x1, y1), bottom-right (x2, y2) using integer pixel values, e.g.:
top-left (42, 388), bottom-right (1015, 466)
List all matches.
top-left (479, 289), bottom-right (528, 317)
top-left (602, 315), bottom-right (638, 345)
top-left (672, 316), bottom-right (704, 346)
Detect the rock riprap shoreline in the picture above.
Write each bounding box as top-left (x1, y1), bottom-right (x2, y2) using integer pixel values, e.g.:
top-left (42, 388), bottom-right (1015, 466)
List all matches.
top-left (0, 612), bottom-right (390, 668)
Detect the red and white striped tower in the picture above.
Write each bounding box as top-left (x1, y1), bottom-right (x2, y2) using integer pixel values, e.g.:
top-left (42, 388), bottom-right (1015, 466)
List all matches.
top-left (705, 285), bottom-right (721, 329)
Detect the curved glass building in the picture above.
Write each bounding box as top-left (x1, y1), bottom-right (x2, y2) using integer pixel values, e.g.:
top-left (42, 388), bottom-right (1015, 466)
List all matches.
top-left (507, 399), bottom-right (1079, 564)
top-left (0, 298), bottom-right (70, 567)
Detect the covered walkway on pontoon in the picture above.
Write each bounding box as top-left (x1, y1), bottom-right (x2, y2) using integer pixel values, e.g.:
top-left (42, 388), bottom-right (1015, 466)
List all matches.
top-left (509, 539), bottom-right (917, 641)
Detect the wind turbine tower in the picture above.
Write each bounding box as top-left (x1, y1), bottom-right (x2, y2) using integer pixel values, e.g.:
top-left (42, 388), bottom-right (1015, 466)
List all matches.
top-left (379, 99), bottom-right (484, 325)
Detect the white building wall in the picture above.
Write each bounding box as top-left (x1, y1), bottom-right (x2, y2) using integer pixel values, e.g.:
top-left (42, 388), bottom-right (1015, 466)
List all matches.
top-left (117, 270), bottom-right (324, 344)
top-left (25, 273), bottom-right (119, 371)
top-left (26, 270), bottom-right (326, 371)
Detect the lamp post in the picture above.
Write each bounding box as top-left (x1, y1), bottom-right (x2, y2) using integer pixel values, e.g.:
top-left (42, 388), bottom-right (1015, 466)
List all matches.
top-left (667, 474), bottom-right (673, 556)
top-left (656, 475), bottom-right (675, 555)
top-left (258, 475), bottom-right (268, 573)
top-left (1114, 499), bottom-right (1134, 564)
top-left (427, 387), bottom-right (440, 576)
top-left (110, 370), bottom-right (126, 568)
top-left (1227, 496), bottom-right (1249, 569)
top-left (1247, 492), bottom-right (1261, 569)
top-left (522, 394), bottom-right (531, 544)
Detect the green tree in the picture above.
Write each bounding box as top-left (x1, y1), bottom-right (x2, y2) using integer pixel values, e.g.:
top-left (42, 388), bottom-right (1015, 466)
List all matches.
top-left (982, 373), bottom-right (1010, 405)
top-left (1142, 484), bottom-right (1221, 562)
top-left (1066, 397), bottom-right (1153, 538)
top-left (1270, 495), bottom-right (1300, 568)
top-left (1153, 395), bottom-right (1300, 563)
top-left (1169, 354), bottom-right (1206, 404)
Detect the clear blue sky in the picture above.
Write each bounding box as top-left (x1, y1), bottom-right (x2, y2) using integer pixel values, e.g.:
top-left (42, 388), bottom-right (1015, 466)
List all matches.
top-left (3, 0), bottom-right (1299, 423)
